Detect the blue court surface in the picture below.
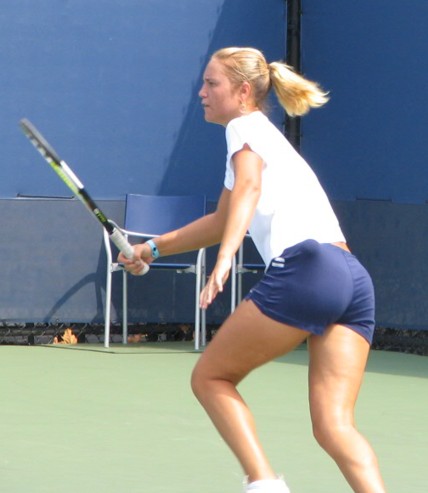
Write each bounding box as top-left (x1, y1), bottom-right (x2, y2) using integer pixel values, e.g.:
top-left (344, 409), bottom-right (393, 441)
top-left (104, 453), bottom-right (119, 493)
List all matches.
top-left (0, 343), bottom-right (426, 492)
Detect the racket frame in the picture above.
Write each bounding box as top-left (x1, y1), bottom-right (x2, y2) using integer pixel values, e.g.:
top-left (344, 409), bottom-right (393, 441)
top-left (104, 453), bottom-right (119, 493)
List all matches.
top-left (19, 118), bottom-right (148, 274)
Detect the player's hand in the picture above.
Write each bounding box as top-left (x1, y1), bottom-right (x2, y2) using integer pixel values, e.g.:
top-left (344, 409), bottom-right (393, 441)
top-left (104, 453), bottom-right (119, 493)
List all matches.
top-left (200, 256), bottom-right (232, 309)
top-left (118, 243), bottom-right (153, 275)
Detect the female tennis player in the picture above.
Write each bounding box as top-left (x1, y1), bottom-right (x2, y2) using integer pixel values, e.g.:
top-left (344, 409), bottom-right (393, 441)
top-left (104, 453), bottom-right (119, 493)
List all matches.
top-left (120, 47), bottom-right (386, 493)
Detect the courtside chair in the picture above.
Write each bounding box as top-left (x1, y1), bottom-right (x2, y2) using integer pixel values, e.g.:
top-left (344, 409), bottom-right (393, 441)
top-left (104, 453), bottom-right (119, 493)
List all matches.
top-left (103, 194), bottom-right (207, 350)
top-left (234, 234), bottom-right (265, 307)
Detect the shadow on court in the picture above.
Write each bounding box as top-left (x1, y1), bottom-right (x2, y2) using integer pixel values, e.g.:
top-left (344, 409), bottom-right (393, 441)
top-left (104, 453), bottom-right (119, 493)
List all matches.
top-left (0, 343), bottom-right (426, 493)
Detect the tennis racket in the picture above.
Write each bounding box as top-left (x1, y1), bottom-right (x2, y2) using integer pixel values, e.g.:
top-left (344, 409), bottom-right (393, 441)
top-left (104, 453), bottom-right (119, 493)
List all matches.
top-left (19, 118), bottom-right (149, 275)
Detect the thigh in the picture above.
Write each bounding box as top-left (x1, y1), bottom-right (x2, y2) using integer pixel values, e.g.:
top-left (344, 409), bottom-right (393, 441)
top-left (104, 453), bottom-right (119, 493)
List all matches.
top-left (308, 324), bottom-right (371, 422)
top-left (194, 300), bottom-right (310, 385)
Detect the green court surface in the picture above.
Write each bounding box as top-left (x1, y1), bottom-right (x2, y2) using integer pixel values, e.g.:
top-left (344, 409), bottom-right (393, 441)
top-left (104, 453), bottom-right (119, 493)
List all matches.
top-left (0, 343), bottom-right (426, 492)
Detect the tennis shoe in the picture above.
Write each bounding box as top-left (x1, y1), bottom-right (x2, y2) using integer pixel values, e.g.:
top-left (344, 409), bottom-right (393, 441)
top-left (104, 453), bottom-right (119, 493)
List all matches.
top-left (243, 476), bottom-right (290, 493)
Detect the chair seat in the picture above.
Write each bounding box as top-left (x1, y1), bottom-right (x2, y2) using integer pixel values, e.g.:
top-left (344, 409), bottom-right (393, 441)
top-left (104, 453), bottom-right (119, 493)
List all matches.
top-left (237, 263), bottom-right (265, 273)
top-left (115, 262), bottom-right (198, 270)
top-left (148, 262), bottom-right (197, 271)
top-left (112, 262), bottom-right (198, 273)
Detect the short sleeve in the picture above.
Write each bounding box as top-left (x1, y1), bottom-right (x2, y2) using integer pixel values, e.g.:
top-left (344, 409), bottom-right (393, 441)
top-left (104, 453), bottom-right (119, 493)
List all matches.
top-left (223, 118), bottom-right (250, 190)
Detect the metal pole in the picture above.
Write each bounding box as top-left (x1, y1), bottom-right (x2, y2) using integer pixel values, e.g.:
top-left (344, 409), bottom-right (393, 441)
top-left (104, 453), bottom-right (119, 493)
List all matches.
top-left (285, 0), bottom-right (302, 150)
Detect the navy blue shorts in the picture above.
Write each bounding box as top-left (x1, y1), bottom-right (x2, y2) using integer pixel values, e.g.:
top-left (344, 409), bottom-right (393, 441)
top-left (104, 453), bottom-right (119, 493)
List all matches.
top-left (246, 239), bottom-right (375, 343)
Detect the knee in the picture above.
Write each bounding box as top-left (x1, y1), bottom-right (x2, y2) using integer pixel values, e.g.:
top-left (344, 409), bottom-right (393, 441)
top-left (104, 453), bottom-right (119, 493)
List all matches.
top-left (190, 362), bottom-right (212, 401)
top-left (311, 415), bottom-right (350, 453)
top-left (190, 363), bottom-right (202, 397)
top-left (190, 361), bottom-right (236, 402)
top-left (312, 421), bottom-right (333, 451)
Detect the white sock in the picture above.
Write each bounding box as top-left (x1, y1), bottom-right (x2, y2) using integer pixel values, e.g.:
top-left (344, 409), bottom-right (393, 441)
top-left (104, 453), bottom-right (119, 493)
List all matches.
top-left (245, 477), bottom-right (290, 493)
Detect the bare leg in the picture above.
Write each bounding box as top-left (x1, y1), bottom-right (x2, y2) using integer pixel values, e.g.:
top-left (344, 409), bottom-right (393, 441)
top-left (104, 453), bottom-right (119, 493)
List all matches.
top-left (191, 300), bottom-right (309, 482)
top-left (308, 325), bottom-right (386, 493)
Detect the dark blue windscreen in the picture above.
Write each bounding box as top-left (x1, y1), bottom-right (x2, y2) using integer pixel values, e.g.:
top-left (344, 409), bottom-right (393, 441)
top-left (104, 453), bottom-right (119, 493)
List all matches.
top-left (4, 0), bottom-right (285, 202)
top-left (300, 1), bottom-right (428, 203)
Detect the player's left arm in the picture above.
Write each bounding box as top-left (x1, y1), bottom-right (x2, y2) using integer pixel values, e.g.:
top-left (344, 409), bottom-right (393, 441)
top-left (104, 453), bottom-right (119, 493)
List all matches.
top-left (218, 145), bottom-right (263, 261)
top-left (200, 145), bottom-right (263, 307)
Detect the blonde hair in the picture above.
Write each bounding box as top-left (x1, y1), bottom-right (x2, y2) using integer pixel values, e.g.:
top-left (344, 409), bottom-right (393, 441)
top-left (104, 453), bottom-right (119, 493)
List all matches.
top-left (212, 47), bottom-right (329, 117)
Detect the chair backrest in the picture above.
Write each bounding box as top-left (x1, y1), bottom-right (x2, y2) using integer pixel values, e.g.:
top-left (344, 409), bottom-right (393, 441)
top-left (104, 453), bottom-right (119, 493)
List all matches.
top-left (124, 194), bottom-right (206, 236)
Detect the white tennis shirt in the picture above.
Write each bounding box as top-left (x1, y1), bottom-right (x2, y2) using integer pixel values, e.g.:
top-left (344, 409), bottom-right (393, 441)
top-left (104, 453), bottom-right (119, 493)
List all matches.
top-left (224, 111), bottom-right (346, 265)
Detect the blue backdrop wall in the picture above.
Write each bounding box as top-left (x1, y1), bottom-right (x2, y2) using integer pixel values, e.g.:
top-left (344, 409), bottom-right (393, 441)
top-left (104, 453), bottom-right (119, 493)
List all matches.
top-left (0, 0), bottom-right (285, 327)
top-left (5, 0), bottom-right (285, 201)
top-left (300, 0), bottom-right (428, 204)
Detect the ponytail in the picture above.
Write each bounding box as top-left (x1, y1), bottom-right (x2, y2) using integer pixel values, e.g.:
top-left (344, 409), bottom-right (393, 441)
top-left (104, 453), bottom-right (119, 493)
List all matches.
top-left (269, 62), bottom-right (329, 117)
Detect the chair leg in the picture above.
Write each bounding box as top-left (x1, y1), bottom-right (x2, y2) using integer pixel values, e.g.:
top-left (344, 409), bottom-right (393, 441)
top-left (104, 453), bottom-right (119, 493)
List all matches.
top-left (201, 310), bottom-right (206, 347)
top-left (201, 249), bottom-right (207, 347)
top-left (122, 269), bottom-right (128, 345)
top-left (194, 248), bottom-right (206, 351)
top-left (237, 243), bottom-right (244, 304)
top-left (104, 267), bottom-right (112, 349)
top-left (194, 258), bottom-right (201, 351)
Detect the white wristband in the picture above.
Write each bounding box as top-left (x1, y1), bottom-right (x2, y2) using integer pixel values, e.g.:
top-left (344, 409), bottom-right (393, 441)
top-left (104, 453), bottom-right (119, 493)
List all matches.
top-left (146, 239), bottom-right (160, 259)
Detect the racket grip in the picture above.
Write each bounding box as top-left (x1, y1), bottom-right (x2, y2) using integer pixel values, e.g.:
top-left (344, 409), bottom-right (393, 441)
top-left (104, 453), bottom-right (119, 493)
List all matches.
top-left (109, 229), bottom-right (149, 276)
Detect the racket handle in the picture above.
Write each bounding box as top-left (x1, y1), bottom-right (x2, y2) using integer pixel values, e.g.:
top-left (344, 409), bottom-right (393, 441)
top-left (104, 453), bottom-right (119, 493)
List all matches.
top-left (109, 229), bottom-right (149, 276)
